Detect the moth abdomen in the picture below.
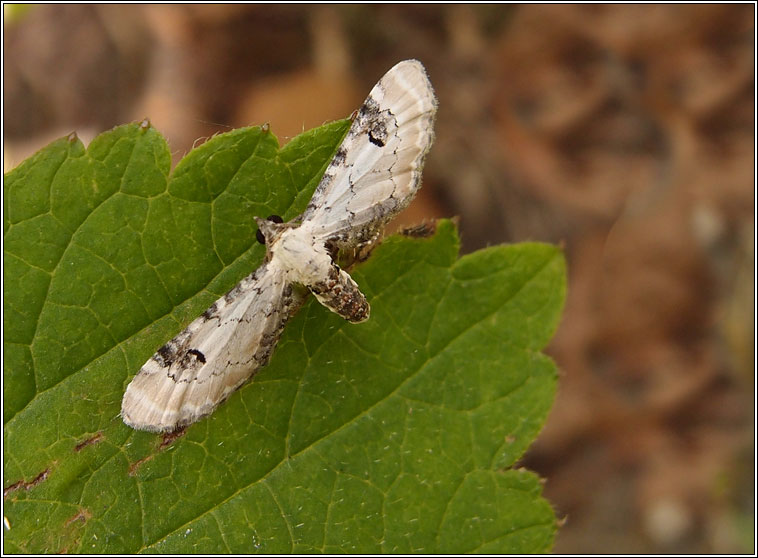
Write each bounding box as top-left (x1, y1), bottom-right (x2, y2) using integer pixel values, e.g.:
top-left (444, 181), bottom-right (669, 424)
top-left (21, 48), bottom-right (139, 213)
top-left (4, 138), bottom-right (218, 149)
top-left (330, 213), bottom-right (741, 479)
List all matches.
top-left (309, 265), bottom-right (370, 323)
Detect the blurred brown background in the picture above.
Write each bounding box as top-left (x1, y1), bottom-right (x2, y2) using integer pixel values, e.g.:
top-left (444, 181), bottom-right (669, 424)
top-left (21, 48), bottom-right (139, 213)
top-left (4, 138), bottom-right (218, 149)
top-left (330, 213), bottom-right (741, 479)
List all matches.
top-left (4, 4), bottom-right (754, 553)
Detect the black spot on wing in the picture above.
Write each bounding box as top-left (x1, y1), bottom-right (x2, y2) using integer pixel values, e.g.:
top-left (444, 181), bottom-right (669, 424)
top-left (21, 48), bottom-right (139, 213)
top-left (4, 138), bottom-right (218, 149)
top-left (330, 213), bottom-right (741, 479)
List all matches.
top-left (202, 302), bottom-right (219, 320)
top-left (368, 131), bottom-right (385, 147)
top-left (155, 344), bottom-right (176, 367)
top-left (187, 348), bottom-right (206, 364)
top-left (331, 147), bottom-right (347, 166)
top-left (358, 96), bottom-right (381, 119)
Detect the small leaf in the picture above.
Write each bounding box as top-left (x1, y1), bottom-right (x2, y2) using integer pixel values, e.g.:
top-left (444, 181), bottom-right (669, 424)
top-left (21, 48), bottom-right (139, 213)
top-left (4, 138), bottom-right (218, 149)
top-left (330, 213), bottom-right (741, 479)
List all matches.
top-left (3, 119), bottom-right (565, 554)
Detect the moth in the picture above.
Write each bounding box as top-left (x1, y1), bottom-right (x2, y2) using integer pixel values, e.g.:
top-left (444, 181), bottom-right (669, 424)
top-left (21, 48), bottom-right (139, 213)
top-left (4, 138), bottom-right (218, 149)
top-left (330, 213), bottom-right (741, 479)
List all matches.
top-left (122, 59), bottom-right (438, 432)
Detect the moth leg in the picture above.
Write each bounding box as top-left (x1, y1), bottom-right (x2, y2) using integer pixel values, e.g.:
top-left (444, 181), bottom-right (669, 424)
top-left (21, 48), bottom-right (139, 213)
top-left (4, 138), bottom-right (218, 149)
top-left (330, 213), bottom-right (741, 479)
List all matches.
top-left (350, 228), bottom-right (383, 265)
top-left (330, 227), bottom-right (383, 269)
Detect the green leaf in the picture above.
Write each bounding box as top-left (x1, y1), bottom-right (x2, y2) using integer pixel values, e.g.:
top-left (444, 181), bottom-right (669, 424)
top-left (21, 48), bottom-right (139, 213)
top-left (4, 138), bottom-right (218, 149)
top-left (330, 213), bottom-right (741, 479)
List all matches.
top-left (3, 120), bottom-right (566, 554)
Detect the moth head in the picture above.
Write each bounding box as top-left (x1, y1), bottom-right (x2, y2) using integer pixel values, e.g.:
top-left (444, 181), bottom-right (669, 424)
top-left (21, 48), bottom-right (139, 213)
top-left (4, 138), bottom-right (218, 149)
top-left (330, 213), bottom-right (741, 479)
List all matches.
top-left (255, 215), bottom-right (285, 246)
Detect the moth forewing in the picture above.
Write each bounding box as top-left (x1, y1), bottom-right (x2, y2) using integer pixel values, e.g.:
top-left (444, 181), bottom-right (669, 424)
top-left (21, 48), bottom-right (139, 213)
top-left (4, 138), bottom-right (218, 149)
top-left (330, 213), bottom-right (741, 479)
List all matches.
top-left (121, 264), bottom-right (301, 432)
top-left (302, 59), bottom-right (437, 242)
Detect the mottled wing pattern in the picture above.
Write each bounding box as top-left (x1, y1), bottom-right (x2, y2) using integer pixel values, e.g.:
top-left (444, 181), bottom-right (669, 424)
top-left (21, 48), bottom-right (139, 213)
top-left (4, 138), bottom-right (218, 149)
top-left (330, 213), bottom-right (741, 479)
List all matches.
top-left (301, 59), bottom-right (438, 246)
top-left (121, 263), bottom-right (303, 432)
top-left (122, 59), bottom-right (437, 433)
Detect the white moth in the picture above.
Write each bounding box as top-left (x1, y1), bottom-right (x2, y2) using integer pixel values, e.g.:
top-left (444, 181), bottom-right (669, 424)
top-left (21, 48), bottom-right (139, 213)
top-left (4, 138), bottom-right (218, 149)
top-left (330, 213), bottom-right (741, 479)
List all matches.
top-left (121, 59), bottom-right (438, 432)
